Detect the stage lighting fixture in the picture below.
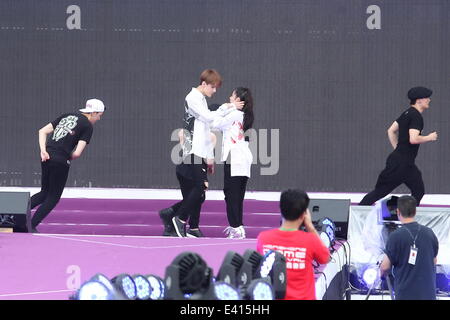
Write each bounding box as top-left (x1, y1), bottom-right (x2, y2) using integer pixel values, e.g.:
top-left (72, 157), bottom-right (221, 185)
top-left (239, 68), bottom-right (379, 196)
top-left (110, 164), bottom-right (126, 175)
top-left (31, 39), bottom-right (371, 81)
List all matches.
top-left (216, 251), bottom-right (252, 289)
top-left (436, 272), bottom-right (450, 293)
top-left (244, 278), bottom-right (274, 300)
top-left (164, 251), bottom-right (215, 300)
top-left (145, 274), bottom-right (165, 300)
top-left (316, 217), bottom-right (336, 249)
top-left (259, 250), bottom-right (287, 299)
top-left (111, 274), bottom-right (137, 300)
top-left (361, 265), bottom-right (380, 289)
top-left (133, 274), bottom-right (152, 300)
top-left (90, 273), bottom-right (116, 294)
top-left (73, 280), bottom-right (114, 300)
top-left (214, 281), bottom-right (241, 300)
top-left (242, 249), bottom-right (264, 279)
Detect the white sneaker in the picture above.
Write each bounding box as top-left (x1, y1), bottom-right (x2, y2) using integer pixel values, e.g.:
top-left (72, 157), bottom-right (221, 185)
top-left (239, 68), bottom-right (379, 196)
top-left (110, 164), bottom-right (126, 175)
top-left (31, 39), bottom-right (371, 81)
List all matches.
top-left (238, 226), bottom-right (246, 239)
top-left (224, 226), bottom-right (237, 238)
top-left (224, 226), bottom-right (245, 239)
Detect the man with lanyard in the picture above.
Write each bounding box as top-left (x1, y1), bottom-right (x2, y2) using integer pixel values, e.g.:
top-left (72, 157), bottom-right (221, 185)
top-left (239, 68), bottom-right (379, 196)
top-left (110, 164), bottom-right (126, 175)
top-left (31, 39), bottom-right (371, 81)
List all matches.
top-left (380, 195), bottom-right (439, 300)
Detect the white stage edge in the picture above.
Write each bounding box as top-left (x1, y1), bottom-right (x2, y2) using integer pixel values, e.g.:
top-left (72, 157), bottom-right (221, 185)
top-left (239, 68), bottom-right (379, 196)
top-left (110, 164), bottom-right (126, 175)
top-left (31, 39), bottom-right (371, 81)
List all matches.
top-left (1, 186), bottom-right (450, 205)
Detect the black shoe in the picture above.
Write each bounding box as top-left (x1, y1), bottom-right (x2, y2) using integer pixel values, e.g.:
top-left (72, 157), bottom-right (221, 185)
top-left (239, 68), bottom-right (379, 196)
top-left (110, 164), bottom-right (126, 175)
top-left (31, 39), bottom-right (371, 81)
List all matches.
top-left (172, 217), bottom-right (186, 237)
top-left (186, 228), bottom-right (204, 238)
top-left (163, 225), bottom-right (178, 237)
top-left (31, 227), bottom-right (39, 233)
top-left (163, 230), bottom-right (178, 237)
top-left (162, 226), bottom-right (175, 236)
top-left (159, 207), bottom-right (175, 225)
top-left (160, 207), bottom-right (175, 236)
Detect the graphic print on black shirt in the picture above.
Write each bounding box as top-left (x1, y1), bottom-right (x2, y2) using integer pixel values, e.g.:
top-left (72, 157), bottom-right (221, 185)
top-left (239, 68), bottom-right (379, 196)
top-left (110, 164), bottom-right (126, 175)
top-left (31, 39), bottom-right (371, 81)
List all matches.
top-left (181, 99), bottom-right (195, 158)
top-left (52, 115), bottom-right (78, 141)
top-left (46, 112), bottom-right (93, 164)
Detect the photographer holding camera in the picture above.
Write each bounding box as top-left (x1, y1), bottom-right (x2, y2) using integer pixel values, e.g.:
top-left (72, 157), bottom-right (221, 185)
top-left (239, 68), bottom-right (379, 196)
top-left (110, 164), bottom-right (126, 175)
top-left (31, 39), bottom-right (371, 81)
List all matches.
top-left (256, 189), bottom-right (330, 300)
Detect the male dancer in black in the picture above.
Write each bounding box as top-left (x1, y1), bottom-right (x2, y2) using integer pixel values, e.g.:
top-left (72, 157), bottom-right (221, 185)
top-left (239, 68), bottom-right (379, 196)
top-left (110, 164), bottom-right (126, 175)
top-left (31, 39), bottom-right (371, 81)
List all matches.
top-left (30, 99), bottom-right (105, 232)
top-left (359, 87), bottom-right (437, 206)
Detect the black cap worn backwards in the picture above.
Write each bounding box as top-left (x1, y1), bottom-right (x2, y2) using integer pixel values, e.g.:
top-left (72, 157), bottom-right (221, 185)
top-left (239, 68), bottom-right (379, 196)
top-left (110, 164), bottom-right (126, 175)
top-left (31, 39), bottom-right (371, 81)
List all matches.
top-left (407, 86), bottom-right (433, 101)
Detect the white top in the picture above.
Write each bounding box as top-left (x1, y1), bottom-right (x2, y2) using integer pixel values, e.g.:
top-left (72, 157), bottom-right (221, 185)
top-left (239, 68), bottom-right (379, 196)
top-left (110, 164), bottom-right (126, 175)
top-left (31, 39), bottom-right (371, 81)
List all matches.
top-left (182, 88), bottom-right (235, 159)
top-left (211, 104), bottom-right (253, 177)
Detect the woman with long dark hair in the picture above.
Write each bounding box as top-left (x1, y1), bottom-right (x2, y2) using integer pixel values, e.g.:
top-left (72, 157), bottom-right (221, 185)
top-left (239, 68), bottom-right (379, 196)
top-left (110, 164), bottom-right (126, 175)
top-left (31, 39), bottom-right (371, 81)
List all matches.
top-left (211, 87), bottom-right (254, 238)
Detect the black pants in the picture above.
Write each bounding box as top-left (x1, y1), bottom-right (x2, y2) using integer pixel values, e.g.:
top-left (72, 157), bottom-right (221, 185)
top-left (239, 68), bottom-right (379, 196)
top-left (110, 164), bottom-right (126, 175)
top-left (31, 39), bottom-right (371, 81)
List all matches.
top-left (224, 163), bottom-right (249, 228)
top-left (31, 160), bottom-right (70, 228)
top-left (173, 156), bottom-right (207, 228)
top-left (170, 173), bottom-right (206, 228)
top-left (359, 153), bottom-right (425, 205)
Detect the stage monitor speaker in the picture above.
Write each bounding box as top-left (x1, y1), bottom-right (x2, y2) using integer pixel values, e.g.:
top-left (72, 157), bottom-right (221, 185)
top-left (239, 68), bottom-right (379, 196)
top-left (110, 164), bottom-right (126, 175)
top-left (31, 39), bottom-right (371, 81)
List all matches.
top-left (309, 198), bottom-right (350, 240)
top-left (0, 191), bottom-right (31, 233)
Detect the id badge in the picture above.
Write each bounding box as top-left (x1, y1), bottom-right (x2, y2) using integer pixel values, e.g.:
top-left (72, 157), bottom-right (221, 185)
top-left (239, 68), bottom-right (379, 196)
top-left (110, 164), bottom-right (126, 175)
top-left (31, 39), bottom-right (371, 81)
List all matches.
top-left (408, 247), bottom-right (418, 265)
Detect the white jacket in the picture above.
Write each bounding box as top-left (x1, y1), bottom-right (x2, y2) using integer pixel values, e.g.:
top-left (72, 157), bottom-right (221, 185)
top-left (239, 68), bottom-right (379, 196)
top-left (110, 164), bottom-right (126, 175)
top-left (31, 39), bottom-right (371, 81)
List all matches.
top-left (211, 104), bottom-right (253, 178)
top-left (183, 88), bottom-right (235, 159)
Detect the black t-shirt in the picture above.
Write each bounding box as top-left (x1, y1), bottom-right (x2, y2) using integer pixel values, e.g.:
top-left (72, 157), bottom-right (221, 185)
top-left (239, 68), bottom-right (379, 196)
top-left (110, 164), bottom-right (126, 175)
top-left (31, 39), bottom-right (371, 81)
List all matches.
top-left (385, 222), bottom-right (439, 300)
top-left (46, 112), bottom-right (93, 164)
top-left (394, 107), bottom-right (423, 162)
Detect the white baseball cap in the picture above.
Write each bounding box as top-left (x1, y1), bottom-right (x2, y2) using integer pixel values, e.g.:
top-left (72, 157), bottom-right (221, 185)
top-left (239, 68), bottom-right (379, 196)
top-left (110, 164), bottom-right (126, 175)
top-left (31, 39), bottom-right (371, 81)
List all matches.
top-left (79, 99), bottom-right (105, 113)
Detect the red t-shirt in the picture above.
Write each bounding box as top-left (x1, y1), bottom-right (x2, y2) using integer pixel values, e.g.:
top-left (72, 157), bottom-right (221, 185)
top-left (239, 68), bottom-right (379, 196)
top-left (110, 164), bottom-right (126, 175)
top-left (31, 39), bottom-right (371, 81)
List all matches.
top-left (256, 229), bottom-right (330, 300)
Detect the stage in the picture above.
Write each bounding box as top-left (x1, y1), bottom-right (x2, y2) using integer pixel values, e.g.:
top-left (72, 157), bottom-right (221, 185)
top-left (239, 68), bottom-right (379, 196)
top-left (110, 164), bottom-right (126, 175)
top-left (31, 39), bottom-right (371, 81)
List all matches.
top-left (0, 233), bottom-right (257, 300)
top-left (1, 188), bottom-right (449, 300)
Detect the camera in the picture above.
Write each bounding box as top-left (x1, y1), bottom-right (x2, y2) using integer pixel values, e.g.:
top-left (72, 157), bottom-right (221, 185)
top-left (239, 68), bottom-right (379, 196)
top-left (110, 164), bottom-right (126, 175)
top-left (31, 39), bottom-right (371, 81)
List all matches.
top-left (376, 195), bottom-right (400, 235)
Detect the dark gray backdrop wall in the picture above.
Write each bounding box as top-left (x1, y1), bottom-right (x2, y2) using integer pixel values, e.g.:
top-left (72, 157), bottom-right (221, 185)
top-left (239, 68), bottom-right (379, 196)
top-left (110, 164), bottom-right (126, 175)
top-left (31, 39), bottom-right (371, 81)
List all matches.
top-left (1, 0), bottom-right (449, 192)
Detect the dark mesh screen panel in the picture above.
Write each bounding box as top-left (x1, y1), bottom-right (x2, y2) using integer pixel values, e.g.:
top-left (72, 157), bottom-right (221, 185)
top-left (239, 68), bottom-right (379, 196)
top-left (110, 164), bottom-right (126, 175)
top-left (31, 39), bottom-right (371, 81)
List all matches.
top-left (1, 0), bottom-right (449, 192)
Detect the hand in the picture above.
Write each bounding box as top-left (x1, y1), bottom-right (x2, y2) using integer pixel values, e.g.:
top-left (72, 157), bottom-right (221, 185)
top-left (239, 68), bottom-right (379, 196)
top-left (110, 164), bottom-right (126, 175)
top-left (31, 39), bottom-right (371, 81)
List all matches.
top-left (233, 101), bottom-right (245, 110)
top-left (428, 131), bottom-right (438, 141)
top-left (40, 150), bottom-right (50, 162)
top-left (207, 163), bottom-right (215, 175)
top-left (70, 152), bottom-right (82, 160)
top-left (178, 129), bottom-right (185, 145)
top-left (303, 209), bottom-right (313, 228)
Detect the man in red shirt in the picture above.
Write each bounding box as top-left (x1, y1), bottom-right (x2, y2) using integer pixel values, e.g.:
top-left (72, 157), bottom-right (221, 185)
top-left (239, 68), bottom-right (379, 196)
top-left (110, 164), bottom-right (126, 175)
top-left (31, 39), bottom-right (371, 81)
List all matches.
top-left (257, 189), bottom-right (330, 300)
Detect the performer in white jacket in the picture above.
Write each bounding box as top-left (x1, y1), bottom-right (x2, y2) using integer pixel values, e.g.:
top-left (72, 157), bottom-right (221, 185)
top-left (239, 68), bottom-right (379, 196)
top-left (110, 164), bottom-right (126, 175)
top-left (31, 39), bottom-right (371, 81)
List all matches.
top-left (211, 87), bottom-right (254, 239)
top-left (159, 69), bottom-right (243, 238)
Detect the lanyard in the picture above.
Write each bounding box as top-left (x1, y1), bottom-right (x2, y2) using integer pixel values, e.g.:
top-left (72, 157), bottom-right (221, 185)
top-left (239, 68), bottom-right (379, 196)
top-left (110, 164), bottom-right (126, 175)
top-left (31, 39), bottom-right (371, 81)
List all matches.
top-left (403, 224), bottom-right (421, 248)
